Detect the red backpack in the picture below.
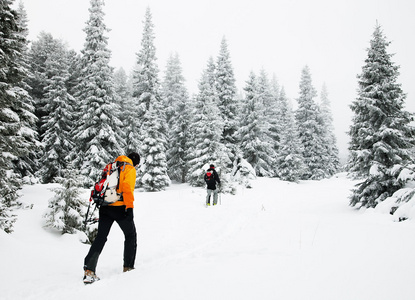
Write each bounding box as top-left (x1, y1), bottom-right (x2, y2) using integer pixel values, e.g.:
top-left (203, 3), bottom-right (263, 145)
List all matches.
top-left (90, 161), bottom-right (128, 207)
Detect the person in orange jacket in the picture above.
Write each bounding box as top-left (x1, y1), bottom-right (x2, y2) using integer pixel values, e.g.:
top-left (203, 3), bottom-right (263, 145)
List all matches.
top-left (83, 152), bottom-right (140, 284)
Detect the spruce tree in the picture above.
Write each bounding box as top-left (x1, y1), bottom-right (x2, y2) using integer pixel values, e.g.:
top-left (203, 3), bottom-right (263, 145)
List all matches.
top-left (113, 67), bottom-right (130, 149)
top-left (39, 48), bottom-right (76, 183)
top-left (187, 58), bottom-right (227, 186)
top-left (162, 53), bottom-right (191, 183)
top-left (275, 88), bottom-right (305, 182)
top-left (123, 97), bottom-right (141, 156)
top-left (66, 49), bottom-right (82, 97)
top-left (72, 0), bottom-right (123, 186)
top-left (0, 0), bottom-right (33, 232)
top-left (216, 37), bottom-right (239, 166)
top-left (295, 66), bottom-right (329, 180)
top-left (133, 7), bottom-right (169, 190)
top-left (257, 69), bottom-right (275, 117)
top-left (140, 104), bottom-right (171, 191)
top-left (44, 165), bottom-right (86, 234)
top-left (257, 69), bottom-right (279, 174)
top-left (28, 34), bottom-right (78, 178)
top-left (113, 67), bottom-right (130, 111)
top-left (319, 84), bottom-right (340, 175)
top-left (28, 32), bottom-right (66, 137)
top-left (13, 2), bottom-right (40, 181)
top-left (114, 68), bottom-right (129, 97)
top-left (267, 74), bottom-right (282, 163)
top-left (238, 71), bottom-right (275, 177)
top-left (348, 24), bottom-right (415, 208)
top-left (120, 68), bottom-right (141, 156)
top-left (132, 7), bottom-right (161, 121)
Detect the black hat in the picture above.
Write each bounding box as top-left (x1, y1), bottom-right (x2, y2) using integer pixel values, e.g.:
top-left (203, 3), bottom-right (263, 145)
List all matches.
top-left (210, 164), bottom-right (215, 168)
top-left (128, 152), bottom-right (140, 166)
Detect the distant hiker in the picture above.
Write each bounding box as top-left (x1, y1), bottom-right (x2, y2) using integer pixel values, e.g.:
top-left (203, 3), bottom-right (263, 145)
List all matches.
top-left (204, 164), bottom-right (221, 206)
top-left (83, 152), bottom-right (140, 284)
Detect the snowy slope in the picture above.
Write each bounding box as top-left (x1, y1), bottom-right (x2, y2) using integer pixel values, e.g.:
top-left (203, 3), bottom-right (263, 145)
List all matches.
top-left (2, 174), bottom-right (415, 300)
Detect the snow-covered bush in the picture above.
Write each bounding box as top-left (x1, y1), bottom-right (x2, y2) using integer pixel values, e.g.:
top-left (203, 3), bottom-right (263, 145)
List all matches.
top-left (44, 168), bottom-right (86, 235)
top-left (232, 157), bottom-right (256, 189)
top-left (375, 164), bottom-right (415, 221)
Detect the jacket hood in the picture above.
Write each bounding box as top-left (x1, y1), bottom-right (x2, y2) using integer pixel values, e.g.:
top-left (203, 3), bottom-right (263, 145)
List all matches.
top-left (115, 155), bottom-right (133, 165)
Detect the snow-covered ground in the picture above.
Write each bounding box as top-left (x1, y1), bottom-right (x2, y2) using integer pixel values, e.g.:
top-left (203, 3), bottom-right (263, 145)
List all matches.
top-left (2, 173), bottom-right (415, 300)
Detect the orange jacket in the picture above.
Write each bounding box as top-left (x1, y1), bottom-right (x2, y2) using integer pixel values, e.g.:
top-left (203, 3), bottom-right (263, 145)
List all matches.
top-left (109, 155), bottom-right (136, 209)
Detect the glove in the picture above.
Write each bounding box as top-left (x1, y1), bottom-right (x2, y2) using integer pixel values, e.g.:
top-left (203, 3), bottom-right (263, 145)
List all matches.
top-left (125, 208), bottom-right (133, 218)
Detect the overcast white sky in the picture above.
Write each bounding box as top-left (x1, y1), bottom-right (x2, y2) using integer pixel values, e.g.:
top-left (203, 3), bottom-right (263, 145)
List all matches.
top-left (17, 0), bottom-right (415, 162)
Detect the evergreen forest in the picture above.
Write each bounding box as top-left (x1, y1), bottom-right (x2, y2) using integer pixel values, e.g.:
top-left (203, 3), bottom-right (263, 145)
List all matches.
top-left (1, 0), bottom-right (414, 234)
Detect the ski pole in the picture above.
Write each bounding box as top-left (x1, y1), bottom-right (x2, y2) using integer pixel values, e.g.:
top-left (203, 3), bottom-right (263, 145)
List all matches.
top-left (219, 184), bottom-right (222, 205)
top-left (83, 190), bottom-right (96, 231)
top-left (84, 199), bottom-right (91, 231)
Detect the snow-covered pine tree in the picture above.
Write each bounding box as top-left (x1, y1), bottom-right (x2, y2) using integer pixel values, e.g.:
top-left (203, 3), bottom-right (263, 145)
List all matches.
top-left (28, 34), bottom-right (79, 180)
top-left (72, 0), bottom-right (124, 187)
top-left (121, 68), bottom-right (141, 156)
top-left (257, 69), bottom-right (275, 116)
top-left (275, 88), bottom-right (305, 182)
top-left (162, 53), bottom-right (191, 183)
top-left (162, 53), bottom-right (186, 128)
top-left (267, 74), bottom-right (282, 162)
top-left (319, 83), bottom-right (340, 175)
top-left (28, 32), bottom-right (66, 137)
top-left (187, 58), bottom-right (227, 186)
top-left (44, 164), bottom-right (86, 234)
top-left (295, 65), bottom-right (329, 180)
top-left (206, 55), bottom-right (217, 90)
top-left (0, 0), bottom-right (34, 232)
top-left (133, 7), bottom-right (169, 190)
top-left (132, 7), bottom-right (161, 123)
top-left (39, 48), bottom-right (76, 183)
top-left (114, 68), bottom-right (129, 99)
top-left (257, 69), bottom-right (279, 175)
top-left (140, 103), bottom-right (171, 191)
top-left (238, 71), bottom-right (275, 177)
top-left (270, 74), bottom-right (280, 101)
top-left (348, 24), bottom-right (415, 208)
top-left (113, 67), bottom-right (130, 149)
top-left (231, 154), bottom-right (256, 188)
top-left (12, 2), bottom-right (40, 181)
top-left (215, 37), bottom-right (239, 166)
top-left (66, 49), bottom-right (82, 97)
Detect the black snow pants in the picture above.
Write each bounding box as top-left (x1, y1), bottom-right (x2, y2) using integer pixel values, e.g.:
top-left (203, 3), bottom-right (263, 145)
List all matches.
top-left (84, 205), bottom-right (137, 272)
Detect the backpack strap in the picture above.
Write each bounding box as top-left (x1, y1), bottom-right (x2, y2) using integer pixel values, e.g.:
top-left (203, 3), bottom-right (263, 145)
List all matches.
top-left (118, 161), bottom-right (133, 172)
top-left (115, 161), bottom-right (134, 191)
